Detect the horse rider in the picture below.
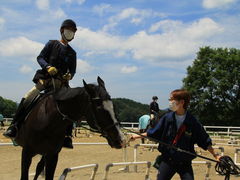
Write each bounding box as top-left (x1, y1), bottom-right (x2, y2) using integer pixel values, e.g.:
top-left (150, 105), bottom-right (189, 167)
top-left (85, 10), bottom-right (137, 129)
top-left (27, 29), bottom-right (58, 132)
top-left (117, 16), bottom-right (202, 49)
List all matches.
top-left (149, 96), bottom-right (160, 122)
top-left (3, 19), bottom-right (77, 149)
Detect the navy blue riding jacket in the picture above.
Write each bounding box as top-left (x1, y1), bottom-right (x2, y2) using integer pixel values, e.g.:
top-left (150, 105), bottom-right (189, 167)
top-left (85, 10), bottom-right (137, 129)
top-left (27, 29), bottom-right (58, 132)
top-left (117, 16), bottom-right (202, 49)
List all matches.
top-left (150, 101), bottom-right (160, 114)
top-left (147, 111), bottom-right (212, 163)
top-left (33, 40), bottom-right (76, 83)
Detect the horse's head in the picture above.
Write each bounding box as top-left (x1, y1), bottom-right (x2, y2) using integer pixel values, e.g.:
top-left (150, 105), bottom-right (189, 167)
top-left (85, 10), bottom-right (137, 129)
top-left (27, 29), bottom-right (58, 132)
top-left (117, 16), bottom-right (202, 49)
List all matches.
top-left (83, 76), bottom-right (126, 149)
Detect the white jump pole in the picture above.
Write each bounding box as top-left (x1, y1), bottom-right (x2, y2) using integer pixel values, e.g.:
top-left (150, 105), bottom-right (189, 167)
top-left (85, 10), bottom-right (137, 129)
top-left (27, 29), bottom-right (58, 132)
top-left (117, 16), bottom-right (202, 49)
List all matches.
top-left (133, 144), bottom-right (158, 172)
top-left (0, 143), bottom-right (14, 146)
top-left (103, 161), bottom-right (151, 180)
top-left (234, 148), bottom-right (240, 165)
top-left (59, 163), bottom-right (99, 180)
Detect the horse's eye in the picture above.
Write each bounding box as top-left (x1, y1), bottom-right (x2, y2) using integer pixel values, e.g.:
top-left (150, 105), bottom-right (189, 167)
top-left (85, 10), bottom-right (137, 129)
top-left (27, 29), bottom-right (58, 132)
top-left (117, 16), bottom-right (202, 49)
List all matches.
top-left (93, 99), bottom-right (102, 107)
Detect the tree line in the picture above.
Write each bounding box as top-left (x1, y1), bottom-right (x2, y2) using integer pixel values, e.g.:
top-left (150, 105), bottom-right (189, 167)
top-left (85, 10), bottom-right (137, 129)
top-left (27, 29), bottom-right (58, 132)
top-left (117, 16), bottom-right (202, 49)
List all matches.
top-left (183, 47), bottom-right (240, 126)
top-left (0, 96), bottom-right (17, 117)
top-left (1, 47), bottom-right (240, 126)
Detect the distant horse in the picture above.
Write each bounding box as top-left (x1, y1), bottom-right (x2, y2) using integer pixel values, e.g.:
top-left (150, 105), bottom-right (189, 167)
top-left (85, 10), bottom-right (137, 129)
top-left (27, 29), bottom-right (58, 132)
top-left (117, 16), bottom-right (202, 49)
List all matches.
top-left (14, 77), bottom-right (125, 180)
top-left (147, 109), bottom-right (170, 129)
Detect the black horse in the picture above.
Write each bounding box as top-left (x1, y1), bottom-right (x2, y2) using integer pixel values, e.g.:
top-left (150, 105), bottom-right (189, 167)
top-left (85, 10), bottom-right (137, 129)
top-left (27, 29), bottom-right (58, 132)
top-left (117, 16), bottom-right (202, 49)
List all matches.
top-left (14, 77), bottom-right (125, 180)
top-left (148, 109), bottom-right (170, 129)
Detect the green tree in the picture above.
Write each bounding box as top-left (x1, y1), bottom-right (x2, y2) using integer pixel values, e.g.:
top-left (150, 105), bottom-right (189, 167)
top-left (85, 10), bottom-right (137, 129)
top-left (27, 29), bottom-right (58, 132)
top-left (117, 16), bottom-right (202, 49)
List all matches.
top-left (0, 96), bottom-right (17, 117)
top-left (183, 47), bottom-right (240, 126)
top-left (112, 98), bottom-right (149, 122)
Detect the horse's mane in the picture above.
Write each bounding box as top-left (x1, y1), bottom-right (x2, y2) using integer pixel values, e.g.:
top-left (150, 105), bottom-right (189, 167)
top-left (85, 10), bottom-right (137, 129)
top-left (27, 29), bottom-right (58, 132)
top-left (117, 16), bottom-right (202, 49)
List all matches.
top-left (53, 87), bottom-right (86, 101)
top-left (85, 83), bottom-right (111, 100)
top-left (53, 86), bottom-right (102, 131)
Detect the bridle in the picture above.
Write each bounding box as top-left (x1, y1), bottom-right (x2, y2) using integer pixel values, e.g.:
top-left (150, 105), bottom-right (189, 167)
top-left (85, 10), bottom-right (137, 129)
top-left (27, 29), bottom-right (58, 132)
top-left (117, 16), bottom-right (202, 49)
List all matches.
top-left (90, 97), bottom-right (120, 136)
top-left (54, 95), bottom-right (119, 137)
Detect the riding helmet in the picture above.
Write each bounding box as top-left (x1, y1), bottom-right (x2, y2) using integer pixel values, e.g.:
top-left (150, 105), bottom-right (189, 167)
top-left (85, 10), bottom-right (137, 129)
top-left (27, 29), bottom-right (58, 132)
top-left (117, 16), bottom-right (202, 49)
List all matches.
top-left (60, 19), bottom-right (77, 32)
top-left (152, 96), bottom-right (158, 100)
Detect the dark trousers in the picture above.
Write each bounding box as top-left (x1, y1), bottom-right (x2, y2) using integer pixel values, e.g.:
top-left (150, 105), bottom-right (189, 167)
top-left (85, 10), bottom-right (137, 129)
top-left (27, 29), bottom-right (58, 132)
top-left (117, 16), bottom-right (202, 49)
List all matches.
top-left (139, 129), bottom-right (146, 143)
top-left (157, 160), bottom-right (194, 180)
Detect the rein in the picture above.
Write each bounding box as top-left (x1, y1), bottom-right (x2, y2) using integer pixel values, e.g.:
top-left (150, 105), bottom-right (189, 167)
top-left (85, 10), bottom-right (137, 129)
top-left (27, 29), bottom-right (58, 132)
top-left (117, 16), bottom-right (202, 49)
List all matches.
top-left (121, 127), bottom-right (240, 180)
top-left (54, 99), bottom-right (100, 134)
top-left (54, 95), bottom-right (119, 136)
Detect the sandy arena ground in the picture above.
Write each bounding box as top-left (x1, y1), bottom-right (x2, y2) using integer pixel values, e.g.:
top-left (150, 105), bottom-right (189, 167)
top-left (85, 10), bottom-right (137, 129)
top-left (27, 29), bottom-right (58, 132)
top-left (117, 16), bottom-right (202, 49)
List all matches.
top-left (0, 128), bottom-right (240, 180)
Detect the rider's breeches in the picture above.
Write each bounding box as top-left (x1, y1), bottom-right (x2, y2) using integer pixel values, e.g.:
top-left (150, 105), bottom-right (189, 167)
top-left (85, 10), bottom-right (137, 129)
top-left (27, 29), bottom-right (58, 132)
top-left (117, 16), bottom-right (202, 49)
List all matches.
top-left (23, 82), bottom-right (43, 106)
top-left (150, 114), bottom-right (155, 120)
top-left (23, 78), bottom-right (65, 106)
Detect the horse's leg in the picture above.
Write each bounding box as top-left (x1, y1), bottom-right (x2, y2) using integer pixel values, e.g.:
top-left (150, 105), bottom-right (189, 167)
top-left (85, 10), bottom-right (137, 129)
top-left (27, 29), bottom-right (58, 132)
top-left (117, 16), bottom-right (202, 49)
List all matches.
top-left (45, 153), bottom-right (59, 180)
top-left (21, 148), bottom-right (33, 180)
top-left (33, 156), bottom-right (45, 180)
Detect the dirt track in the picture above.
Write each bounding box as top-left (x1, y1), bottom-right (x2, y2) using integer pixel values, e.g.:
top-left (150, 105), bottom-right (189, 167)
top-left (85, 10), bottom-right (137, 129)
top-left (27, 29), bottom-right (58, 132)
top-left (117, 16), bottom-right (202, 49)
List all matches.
top-left (0, 129), bottom-right (239, 180)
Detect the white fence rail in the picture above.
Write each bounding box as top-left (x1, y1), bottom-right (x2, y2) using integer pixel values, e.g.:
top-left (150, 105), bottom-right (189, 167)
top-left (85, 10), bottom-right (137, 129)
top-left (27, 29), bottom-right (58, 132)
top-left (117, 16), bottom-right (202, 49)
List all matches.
top-left (2, 119), bottom-right (240, 136)
top-left (121, 122), bottom-right (240, 136)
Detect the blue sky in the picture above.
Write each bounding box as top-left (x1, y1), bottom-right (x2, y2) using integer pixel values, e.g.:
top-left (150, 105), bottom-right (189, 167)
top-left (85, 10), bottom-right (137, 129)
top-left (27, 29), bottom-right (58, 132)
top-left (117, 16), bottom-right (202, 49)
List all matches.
top-left (0, 0), bottom-right (240, 108)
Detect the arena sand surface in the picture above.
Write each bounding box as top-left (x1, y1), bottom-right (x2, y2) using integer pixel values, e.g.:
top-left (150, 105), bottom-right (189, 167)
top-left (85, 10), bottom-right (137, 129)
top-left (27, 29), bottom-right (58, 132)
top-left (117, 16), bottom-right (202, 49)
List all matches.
top-left (0, 129), bottom-right (239, 180)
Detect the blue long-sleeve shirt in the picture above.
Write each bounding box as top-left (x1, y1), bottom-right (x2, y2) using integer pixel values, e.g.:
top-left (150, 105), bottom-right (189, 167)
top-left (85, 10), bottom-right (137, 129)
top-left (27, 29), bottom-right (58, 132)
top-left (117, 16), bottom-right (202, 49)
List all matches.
top-left (37, 40), bottom-right (76, 78)
top-left (147, 111), bottom-right (212, 163)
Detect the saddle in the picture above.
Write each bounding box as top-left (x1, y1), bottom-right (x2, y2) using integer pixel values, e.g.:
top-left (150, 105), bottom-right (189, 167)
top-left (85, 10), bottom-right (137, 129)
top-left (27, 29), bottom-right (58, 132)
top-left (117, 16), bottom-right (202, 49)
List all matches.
top-left (23, 91), bottom-right (53, 122)
top-left (22, 87), bottom-right (83, 121)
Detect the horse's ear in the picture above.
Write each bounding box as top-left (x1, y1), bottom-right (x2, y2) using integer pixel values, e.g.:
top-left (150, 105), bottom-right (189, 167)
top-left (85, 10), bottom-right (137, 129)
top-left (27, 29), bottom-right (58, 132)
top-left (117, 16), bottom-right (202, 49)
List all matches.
top-left (83, 79), bottom-right (87, 87)
top-left (83, 79), bottom-right (90, 93)
top-left (97, 76), bottom-right (105, 88)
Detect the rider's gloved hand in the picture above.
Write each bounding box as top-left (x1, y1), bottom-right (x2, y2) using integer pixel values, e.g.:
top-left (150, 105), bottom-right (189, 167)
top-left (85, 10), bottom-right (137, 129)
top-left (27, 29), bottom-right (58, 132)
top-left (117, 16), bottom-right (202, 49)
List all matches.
top-left (62, 73), bottom-right (72, 80)
top-left (47, 66), bottom-right (58, 76)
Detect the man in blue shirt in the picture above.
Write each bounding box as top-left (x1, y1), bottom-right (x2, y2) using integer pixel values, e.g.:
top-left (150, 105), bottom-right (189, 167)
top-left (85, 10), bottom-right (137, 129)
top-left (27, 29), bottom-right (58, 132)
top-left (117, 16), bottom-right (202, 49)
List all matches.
top-left (138, 114), bottom-right (150, 143)
top-left (4, 19), bottom-right (77, 149)
top-left (131, 89), bottom-right (221, 180)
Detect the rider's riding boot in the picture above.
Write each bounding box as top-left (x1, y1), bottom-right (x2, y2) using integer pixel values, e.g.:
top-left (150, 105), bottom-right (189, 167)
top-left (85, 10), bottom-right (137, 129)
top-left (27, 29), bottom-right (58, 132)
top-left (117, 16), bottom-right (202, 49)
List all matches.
top-left (3, 98), bottom-right (26, 138)
top-left (63, 124), bottom-right (73, 149)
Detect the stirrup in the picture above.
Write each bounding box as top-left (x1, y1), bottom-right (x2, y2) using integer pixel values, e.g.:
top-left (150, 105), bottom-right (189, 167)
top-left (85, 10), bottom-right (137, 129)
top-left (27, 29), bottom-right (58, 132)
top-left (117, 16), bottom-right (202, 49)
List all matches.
top-left (3, 125), bottom-right (18, 138)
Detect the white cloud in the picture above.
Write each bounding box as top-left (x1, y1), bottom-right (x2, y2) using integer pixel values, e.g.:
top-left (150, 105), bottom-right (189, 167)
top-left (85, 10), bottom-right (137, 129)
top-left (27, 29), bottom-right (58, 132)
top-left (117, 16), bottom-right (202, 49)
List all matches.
top-left (184, 18), bottom-right (224, 39)
top-left (74, 27), bottom-right (122, 51)
top-left (149, 20), bottom-right (183, 33)
top-left (65, 0), bottom-right (86, 4)
top-left (77, 59), bottom-right (94, 73)
top-left (51, 8), bottom-right (66, 19)
top-left (36, 0), bottom-right (49, 10)
top-left (19, 65), bottom-right (33, 74)
top-left (0, 17), bottom-right (5, 30)
top-left (103, 8), bottom-right (160, 32)
top-left (202, 0), bottom-right (237, 9)
top-left (131, 18), bottom-right (142, 25)
top-left (126, 18), bottom-right (223, 61)
top-left (0, 36), bottom-right (44, 60)
top-left (77, 0), bottom-right (86, 4)
top-left (121, 66), bottom-right (138, 73)
top-left (93, 3), bottom-right (111, 16)
top-left (118, 8), bottom-right (140, 19)
top-left (73, 17), bottom-right (224, 65)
